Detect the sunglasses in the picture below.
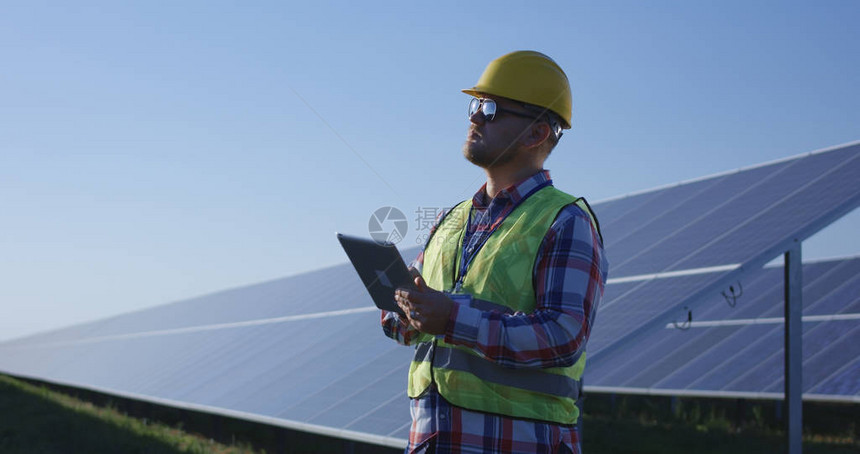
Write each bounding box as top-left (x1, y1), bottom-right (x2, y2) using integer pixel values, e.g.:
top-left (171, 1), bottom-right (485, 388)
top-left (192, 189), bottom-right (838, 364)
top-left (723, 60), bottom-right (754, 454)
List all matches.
top-left (468, 98), bottom-right (541, 122)
top-left (468, 97), bottom-right (563, 139)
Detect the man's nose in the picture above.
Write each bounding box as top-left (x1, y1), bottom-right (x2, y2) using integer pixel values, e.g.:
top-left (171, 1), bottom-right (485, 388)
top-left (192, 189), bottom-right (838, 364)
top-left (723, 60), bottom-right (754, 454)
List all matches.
top-left (469, 109), bottom-right (486, 125)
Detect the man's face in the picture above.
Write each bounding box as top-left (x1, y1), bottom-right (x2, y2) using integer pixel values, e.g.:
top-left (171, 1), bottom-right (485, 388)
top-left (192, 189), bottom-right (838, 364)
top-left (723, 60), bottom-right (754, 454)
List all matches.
top-left (462, 96), bottom-right (535, 169)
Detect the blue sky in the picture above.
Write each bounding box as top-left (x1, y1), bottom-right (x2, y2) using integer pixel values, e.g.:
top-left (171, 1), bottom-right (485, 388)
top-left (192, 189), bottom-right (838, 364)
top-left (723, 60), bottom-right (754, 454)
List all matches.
top-left (1, 1), bottom-right (859, 342)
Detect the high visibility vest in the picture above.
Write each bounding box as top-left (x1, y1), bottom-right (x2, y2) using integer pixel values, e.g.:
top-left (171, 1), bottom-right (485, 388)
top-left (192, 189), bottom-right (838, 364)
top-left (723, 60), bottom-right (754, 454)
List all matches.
top-left (408, 185), bottom-right (600, 425)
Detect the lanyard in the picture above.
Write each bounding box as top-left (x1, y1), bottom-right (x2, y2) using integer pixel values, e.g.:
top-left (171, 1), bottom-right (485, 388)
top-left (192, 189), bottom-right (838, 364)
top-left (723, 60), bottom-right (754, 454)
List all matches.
top-left (454, 207), bottom-right (488, 292)
top-left (453, 180), bottom-right (551, 292)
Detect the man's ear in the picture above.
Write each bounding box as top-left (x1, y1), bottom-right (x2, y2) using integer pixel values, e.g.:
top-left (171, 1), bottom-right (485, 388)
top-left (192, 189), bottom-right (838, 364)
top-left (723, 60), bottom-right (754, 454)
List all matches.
top-left (522, 122), bottom-right (552, 149)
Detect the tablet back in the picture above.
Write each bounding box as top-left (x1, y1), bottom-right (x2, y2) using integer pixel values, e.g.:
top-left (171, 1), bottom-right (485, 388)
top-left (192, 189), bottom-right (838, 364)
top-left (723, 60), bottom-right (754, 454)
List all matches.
top-left (337, 233), bottom-right (413, 316)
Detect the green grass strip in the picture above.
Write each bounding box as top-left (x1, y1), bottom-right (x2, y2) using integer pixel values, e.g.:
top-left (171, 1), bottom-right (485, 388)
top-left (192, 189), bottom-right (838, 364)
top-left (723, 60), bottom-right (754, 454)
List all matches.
top-left (0, 375), bottom-right (260, 454)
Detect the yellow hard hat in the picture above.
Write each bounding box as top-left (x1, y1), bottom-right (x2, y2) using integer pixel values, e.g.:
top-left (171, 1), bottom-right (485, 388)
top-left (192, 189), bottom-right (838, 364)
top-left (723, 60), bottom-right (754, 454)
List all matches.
top-left (462, 50), bottom-right (573, 129)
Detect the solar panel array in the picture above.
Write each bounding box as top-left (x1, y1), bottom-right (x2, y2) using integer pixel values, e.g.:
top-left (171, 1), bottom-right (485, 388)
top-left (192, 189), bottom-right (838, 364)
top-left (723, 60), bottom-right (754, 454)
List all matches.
top-left (590, 142), bottom-right (860, 361)
top-left (589, 256), bottom-right (860, 402)
top-left (1, 262), bottom-right (415, 446)
top-left (0, 142), bottom-right (858, 447)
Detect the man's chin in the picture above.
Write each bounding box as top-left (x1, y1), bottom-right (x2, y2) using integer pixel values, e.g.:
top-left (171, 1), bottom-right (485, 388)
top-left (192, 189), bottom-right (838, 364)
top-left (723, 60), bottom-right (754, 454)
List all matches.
top-left (463, 146), bottom-right (486, 167)
top-left (465, 156), bottom-right (496, 169)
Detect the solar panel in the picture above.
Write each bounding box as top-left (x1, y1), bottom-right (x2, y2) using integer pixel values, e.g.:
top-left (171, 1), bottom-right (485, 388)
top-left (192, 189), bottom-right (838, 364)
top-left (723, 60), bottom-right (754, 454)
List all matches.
top-left (587, 256), bottom-right (860, 402)
top-left (590, 143), bottom-right (860, 363)
top-left (0, 142), bottom-right (858, 448)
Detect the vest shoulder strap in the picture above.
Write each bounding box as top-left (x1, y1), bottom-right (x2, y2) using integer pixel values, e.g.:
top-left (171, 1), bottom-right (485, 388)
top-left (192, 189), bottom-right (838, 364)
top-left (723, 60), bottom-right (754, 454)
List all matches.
top-left (571, 197), bottom-right (603, 245)
top-left (423, 199), bottom-right (470, 247)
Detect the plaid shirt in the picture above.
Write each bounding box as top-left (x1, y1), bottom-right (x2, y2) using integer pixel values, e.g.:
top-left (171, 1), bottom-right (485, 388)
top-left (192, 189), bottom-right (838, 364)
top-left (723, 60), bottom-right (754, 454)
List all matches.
top-left (382, 170), bottom-right (608, 453)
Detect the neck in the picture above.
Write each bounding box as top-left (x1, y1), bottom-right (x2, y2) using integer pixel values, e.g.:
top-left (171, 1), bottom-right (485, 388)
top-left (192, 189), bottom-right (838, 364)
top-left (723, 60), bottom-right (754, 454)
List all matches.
top-left (484, 163), bottom-right (542, 199)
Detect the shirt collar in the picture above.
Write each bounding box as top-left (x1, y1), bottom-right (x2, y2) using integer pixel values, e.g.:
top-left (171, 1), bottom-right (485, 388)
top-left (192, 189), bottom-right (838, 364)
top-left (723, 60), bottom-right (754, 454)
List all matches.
top-left (472, 170), bottom-right (553, 209)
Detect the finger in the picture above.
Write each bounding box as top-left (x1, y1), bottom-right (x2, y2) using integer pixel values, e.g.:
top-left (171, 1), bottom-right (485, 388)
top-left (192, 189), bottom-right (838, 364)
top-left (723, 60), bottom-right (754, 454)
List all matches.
top-left (397, 308), bottom-right (411, 325)
top-left (414, 275), bottom-right (427, 292)
top-left (398, 288), bottom-right (425, 305)
top-left (396, 298), bottom-right (410, 313)
top-left (409, 318), bottom-right (422, 332)
top-left (396, 287), bottom-right (414, 299)
top-left (408, 266), bottom-right (422, 280)
top-left (395, 291), bottom-right (411, 308)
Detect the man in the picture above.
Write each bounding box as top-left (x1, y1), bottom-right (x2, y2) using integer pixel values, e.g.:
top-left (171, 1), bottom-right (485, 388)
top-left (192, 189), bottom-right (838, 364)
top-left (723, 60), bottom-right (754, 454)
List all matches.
top-left (382, 50), bottom-right (608, 454)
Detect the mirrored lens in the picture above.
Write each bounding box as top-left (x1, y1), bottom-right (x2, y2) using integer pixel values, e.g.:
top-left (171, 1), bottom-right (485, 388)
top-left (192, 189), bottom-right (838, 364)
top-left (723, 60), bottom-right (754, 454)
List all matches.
top-left (481, 99), bottom-right (496, 120)
top-left (468, 98), bottom-right (480, 118)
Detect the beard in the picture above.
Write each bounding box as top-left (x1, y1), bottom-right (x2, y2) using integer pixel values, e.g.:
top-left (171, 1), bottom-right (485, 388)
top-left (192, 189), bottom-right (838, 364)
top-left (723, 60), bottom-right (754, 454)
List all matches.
top-left (462, 137), bottom-right (516, 169)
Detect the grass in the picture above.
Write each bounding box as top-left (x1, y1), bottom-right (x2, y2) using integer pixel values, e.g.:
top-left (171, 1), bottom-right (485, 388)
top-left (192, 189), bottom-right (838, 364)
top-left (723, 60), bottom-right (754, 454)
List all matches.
top-left (582, 393), bottom-right (860, 454)
top-left (1, 374), bottom-right (858, 453)
top-left (584, 413), bottom-right (859, 454)
top-left (0, 374), bottom-right (259, 453)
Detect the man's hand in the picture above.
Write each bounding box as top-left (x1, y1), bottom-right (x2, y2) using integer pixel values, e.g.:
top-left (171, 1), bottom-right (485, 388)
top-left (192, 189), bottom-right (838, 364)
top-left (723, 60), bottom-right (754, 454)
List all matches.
top-left (395, 274), bottom-right (455, 335)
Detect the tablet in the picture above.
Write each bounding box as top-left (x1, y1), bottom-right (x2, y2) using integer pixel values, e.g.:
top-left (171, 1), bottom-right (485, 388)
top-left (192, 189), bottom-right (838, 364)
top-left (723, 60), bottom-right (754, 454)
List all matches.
top-left (336, 233), bottom-right (414, 316)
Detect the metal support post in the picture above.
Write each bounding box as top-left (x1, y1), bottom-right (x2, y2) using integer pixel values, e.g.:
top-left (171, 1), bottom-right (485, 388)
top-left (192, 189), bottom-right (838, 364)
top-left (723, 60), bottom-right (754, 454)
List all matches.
top-left (784, 241), bottom-right (803, 454)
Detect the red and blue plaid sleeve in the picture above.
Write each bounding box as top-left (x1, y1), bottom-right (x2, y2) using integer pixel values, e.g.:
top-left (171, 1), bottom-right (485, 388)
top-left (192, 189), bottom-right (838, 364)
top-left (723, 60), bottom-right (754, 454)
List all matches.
top-left (381, 309), bottom-right (419, 346)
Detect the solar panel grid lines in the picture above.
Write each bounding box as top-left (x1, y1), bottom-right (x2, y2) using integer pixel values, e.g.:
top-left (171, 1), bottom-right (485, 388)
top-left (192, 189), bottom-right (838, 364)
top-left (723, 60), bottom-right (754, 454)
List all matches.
top-left (778, 323), bottom-right (860, 395)
top-left (591, 267), bottom-right (783, 388)
top-left (0, 317), bottom-right (100, 349)
top-left (805, 270), bottom-right (860, 317)
top-left (166, 325), bottom-right (293, 404)
top-left (615, 146), bottom-right (860, 277)
top-left (590, 139), bottom-right (860, 208)
top-left (217, 326), bottom-right (337, 404)
top-left (183, 329), bottom-right (286, 398)
top-left (625, 268), bottom-right (785, 385)
top-left (11, 275), bottom-right (297, 346)
top-left (591, 203), bottom-right (858, 372)
top-left (287, 345), bottom-right (408, 423)
top-left (596, 263), bottom-right (727, 315)
top-left (587, 271), bottom-right (738, 357)
top-left (670, 260), bottom-right (851, 393)
top-left (790, 323), bottom-right (860, 394)
top-left (598, 173), bottom-right (729, 248)
top-left (349, 399), bottom-right (412, 439)
top-left (800, 260), bottom-right (860, 312)
top-left (584, 257), bottom-right (860, 400)
top-left (679, 153), bottom-right (860, 272)
top-left (129, 327), bottom-right (254, 400)
top-left (311, 380), bottom-right (406, 430)
top-left (655, 329), bottom-right (760, 391)
top-left (176, 316), bottom-right (327, 408)
top-left (274, 340), bottom-right (413, 438)
top-left (589, 192), bottom-right (660, 227)
top-left (629, 327), bottom-right (745, 389)
top-left (735, 327), bottom-right (823, 394)
top-left (227, 316), bottom-right (375, 411)
top-left (128, 326), bottom-right (247, 394)
top-left (308, 387), bottom-right (401, 432)
top-left (602, 162), bottom-right (790, 274)
top-left (698, 327), bottom-right (784, 392)
top-left (811, 357), bottom-right (860, 398)
top-left (590, 257), bottom-right (815, 388)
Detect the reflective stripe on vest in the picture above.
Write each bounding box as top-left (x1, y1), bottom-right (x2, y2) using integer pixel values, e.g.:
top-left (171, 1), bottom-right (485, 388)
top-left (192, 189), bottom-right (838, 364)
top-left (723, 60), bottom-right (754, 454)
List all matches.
top-left (435, 346), bottom-right (580, 400)
top-left (408, 185), bottom-right (600, 425)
